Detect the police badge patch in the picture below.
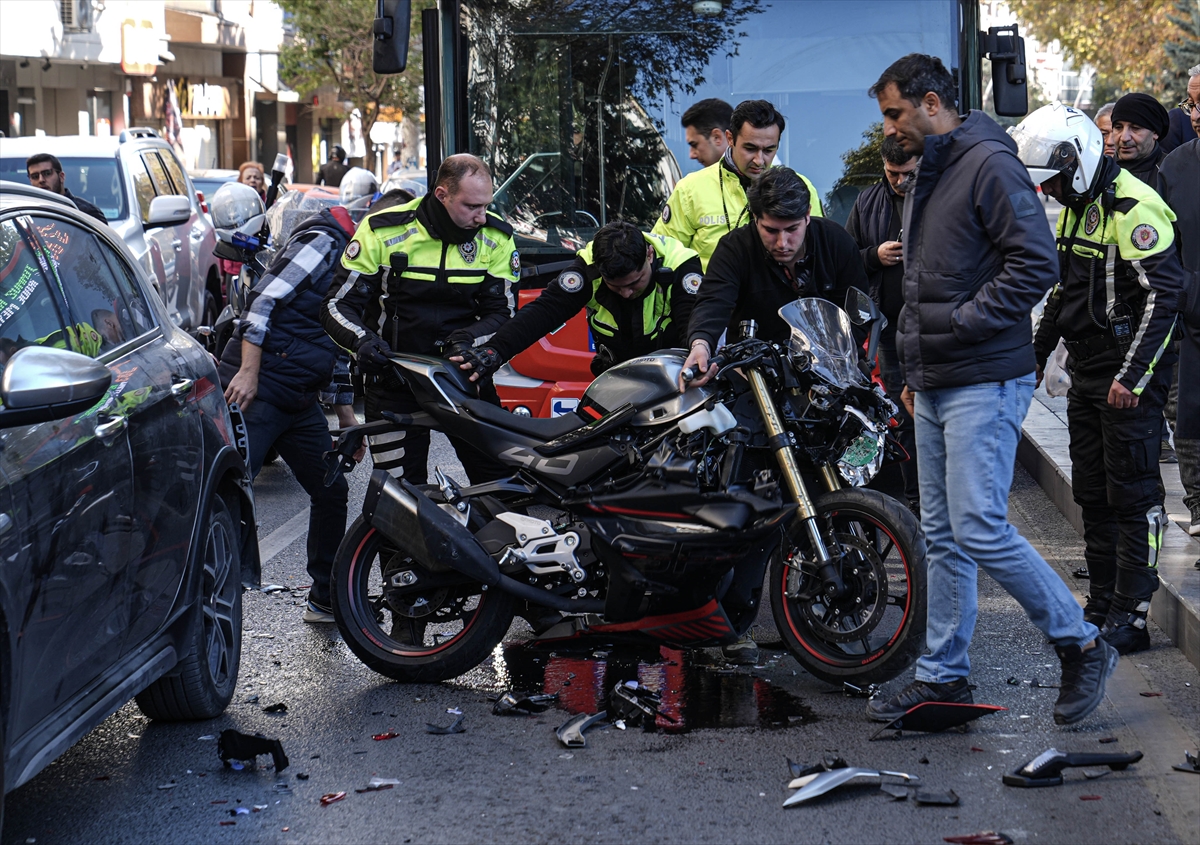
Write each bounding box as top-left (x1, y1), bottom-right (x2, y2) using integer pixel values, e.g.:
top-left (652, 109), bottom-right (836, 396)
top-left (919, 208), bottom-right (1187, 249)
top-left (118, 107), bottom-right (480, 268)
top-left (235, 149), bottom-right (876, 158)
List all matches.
top-left (1131, 223), bottom-right (1159, 251)
top-left (345, 240), bottom-right (361, 260)
top-left (510, 250), bottom-right (521, 277)
top-left (682, 272), bottom-right (701, 295)
top-left (558, 270), bottom-right (585, 293)
top-left (661, 204), bottom-right (671, 223)
top-left (458, 239), bottom-right (478, 263)
top-left (1084, 205), bottom-right (1100, 236)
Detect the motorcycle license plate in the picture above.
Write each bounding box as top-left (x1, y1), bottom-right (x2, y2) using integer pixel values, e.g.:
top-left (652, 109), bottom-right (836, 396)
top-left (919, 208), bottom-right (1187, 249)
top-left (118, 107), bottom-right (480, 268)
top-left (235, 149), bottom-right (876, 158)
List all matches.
top-left (841, 434), bottom-right (880, 467)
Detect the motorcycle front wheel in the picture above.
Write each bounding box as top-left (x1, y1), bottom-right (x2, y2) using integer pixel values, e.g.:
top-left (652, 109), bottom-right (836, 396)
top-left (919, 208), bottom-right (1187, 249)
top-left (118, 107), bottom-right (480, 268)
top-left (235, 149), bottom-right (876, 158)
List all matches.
top-left (771, 487), bottom-right (926, 684)
top-left (331, 515), bottom-right (517, 682)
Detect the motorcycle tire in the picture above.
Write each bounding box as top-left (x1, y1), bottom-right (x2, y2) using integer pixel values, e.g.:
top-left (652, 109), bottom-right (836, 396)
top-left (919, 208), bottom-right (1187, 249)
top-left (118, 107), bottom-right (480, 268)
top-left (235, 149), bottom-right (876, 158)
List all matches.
top-left (771, 487), bottom-right (926, 685)
top-left (331, 515), bottom-right (517, 683)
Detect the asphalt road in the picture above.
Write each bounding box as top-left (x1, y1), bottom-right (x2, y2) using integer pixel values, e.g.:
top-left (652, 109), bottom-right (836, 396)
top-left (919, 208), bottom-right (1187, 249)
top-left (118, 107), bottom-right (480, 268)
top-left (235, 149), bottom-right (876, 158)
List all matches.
top-left (3, 432), bottom-right (1198, 845)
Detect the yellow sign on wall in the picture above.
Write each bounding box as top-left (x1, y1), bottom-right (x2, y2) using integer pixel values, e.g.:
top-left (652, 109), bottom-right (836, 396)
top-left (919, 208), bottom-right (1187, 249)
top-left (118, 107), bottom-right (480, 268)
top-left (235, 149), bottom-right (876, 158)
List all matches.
top-left (121, 19), bottom-right (158, 77)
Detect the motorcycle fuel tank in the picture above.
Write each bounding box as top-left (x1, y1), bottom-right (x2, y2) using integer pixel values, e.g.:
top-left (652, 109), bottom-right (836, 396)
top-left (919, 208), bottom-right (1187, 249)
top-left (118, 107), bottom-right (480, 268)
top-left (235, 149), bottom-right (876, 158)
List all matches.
top-left (582, 351), bottom-right (712, 426)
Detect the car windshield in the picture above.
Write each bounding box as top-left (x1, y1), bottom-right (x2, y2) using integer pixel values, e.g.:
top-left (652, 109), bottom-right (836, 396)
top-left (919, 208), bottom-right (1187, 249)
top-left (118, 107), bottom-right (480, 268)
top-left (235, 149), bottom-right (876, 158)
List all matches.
top-left (0, 156), bottom-right (128, 221)
top-left (461, 0), bottom-right (957, 251)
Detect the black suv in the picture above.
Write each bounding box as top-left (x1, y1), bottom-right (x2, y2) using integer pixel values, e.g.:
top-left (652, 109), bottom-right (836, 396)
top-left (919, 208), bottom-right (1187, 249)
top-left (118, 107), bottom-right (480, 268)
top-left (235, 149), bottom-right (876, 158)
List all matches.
top-left (0, 182), bottom-right (259, 827)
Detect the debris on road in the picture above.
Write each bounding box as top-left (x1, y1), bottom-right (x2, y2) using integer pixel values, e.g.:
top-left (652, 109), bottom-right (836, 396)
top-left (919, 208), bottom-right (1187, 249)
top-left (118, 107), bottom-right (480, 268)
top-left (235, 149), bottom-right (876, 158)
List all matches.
top-left (943, 832), bottom-right (1013, 844)
top-left (1082, 768), bottom-right (1112, 780)
top-left (425, 715), bottom-right (466, 735)
top-left (156, 782), bottom-right (177, 790)
top-left (1079, 795), bottom-right (1102, 801)
top-left (1139, 692), bottom-right (1164, 698)
top-left (1002, 748), bottom-right (1143, 787)
top-left (784, 767), bottom-right (918, 807)
top-left (786, 756), bottom-right (848, 779)
top-left (492, 690), bottom-right (557, 716)
top-left (870, 702), bottom-right (1006, 740)
top-left (556, 711), bottom-right (608, 748)
top-left (355, 777), bottom-right (401, 793)
top-left (262, 702), bottom-right (288, 713)
top-left (372, 730), bottom-right (401, 741)
top-left (261, 585), bottom-right (288, 594)
top-left (830, 682), bottom-right (880, 698)
top-left (1099, 737), bottom-right (1118, 744)
top-left (880, 782), bottom-right (909, 800)
top-left (218, 729), bottom-right (289, 773)
top-left (611, 681), bottom-right (664, 727)
top-left (914, 789), bottom-right (959, 806)
top-left (1171, 751), bottom-right (1200, 775)
top-left (320, 792), bottom-right (347, 806)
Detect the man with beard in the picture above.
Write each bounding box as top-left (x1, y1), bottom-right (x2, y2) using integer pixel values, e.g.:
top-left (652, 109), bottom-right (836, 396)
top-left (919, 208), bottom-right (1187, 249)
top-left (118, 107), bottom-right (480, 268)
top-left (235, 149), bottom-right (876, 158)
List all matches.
top-left (1111, 93), bottom-right (1171, 191)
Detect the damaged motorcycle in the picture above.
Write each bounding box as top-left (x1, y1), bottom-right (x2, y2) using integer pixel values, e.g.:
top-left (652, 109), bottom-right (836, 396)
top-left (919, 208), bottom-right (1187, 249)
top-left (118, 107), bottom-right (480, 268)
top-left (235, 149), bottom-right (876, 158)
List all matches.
top-left (325, 289), bottom-right (926, 685)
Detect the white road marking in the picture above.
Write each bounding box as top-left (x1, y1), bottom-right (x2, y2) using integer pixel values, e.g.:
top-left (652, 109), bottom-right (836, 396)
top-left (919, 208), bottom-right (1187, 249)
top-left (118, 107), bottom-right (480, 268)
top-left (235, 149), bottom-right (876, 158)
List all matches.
top-left (258, 508), bottom-right (309, 564)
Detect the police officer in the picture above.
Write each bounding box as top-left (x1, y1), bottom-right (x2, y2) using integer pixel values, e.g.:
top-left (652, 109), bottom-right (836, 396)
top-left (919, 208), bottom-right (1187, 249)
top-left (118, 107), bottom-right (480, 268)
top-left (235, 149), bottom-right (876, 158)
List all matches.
top-left (1015, 104), bottom-right (1187, 654)
top-left (653, 100), bottom-right (823, 269)
top-left (452, 222), bottom-right (701, 382)
top-left (321, 153), bottom-right (519, 483)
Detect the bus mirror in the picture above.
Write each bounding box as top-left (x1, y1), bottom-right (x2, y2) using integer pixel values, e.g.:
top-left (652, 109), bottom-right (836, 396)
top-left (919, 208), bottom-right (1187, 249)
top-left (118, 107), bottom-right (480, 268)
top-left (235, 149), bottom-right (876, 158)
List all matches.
top-left (373, 0), bottom-right (412, 75)
top-left (980, 24), bottom-right (1028, 117)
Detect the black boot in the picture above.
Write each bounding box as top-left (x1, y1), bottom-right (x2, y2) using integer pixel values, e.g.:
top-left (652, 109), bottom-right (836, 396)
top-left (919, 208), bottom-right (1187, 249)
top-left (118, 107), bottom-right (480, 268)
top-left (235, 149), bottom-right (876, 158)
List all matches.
top-left (1100, 596), bottom-right (1152, 655)
top-left (1081, 592), bottom-right (1110, 627)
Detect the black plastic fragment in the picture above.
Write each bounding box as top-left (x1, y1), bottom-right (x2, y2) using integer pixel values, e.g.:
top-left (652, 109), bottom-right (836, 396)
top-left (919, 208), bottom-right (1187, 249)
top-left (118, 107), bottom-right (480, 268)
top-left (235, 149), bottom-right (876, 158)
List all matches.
top-left (914, 788), bottom-right (959, 806)
top-left (610, 681), bottom-right (667, 727)
top-left (880, 782), bottom-right (910, 800)
top-left (492, 691), bottom-right (559, 716)
top-left (787, 756), bottom-right (849, 779)
top-left (262, 702), bottom-right (288, 713)
top-left (218, 729), bottom-right (289, 773)
top-left (425, 715), bottom-right (466, 735)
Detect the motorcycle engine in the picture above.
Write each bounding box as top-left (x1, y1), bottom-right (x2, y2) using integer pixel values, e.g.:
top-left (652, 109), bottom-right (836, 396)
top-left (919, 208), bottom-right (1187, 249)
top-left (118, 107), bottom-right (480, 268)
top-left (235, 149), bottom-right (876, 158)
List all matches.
top-left (475, 512), bottom-right (599, 594)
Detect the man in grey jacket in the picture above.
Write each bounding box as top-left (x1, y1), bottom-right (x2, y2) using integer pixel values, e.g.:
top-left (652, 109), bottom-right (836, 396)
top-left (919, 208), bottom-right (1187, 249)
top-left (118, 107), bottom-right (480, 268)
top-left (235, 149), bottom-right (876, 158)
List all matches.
top-left (864, 54), bottom-right (1117, 726)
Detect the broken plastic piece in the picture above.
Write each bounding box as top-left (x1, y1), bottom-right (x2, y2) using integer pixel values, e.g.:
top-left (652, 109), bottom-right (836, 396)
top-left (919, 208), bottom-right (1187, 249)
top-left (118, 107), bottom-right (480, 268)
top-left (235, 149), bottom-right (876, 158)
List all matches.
top-left (372, 730), bottom-right (401, 741)
top-left (943, 832), bottom-right (1013, 845)
top-left (833, 682), bottom-right (880, 698)
top-left (296, 773), bottom-right (310, 780)
top-left (1079, 794), bottom-right (1102, 801)
top-left (1098, 737), bottom-right (1118, 744)
top-left (914, 789), bottom-right (959, 806)
top-left (261, 585), bottom-right (288, 593)
top-left (425, 715), bottom-right (466, 734)
top-left (262, 702), bottom-right (288, 713)
top-left (610, 681), bottom-right (663, 727)
top-left (232, 807), bottom-right (250, 816)
top-left (783, 768), bottom-right (918, 807)
top-left (870, 702), bottom-right (1006, 740)
top-left (786, 756), bottom-right (848, 779)
top-left (492, 691), bottom-right (558, 716)
top-left (556, 711), bottom-right (608, 748)
top-left (447, 707), bottom-right (463, 715)
top-left (614, 719), bottom-right (627, 730)
top-left (1139, 691), bottom-right (1163, 697)
top-left (1082, 768), bottom-right (1111, 780)
top-left (218, 729), bottom-right (289, 773)
top-left (880, 782), bottom-right (909, 800)
top-left (356, 777), bottom-right (400, 793)
top-left (197, 735), bottom-right (216, 741)
top-left (320, 792), bottom-right (347, 806)
top-left (157, 782), bottom-right (177, 790)
top-left (1170, 750), bottom-right (1200, 775)
top-left (1003, 748), bottom-right (1143, 787)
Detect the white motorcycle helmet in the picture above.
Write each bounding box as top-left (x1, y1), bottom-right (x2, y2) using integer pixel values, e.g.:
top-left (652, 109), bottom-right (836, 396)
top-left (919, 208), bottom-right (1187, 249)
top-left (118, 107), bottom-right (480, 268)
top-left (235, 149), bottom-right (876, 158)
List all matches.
top-left (210, 182), bottom-right (267, 244)
top-left (1009, 103), bottom-right (1104, 197)
top-left (339, 167), bottom-right (380, 221)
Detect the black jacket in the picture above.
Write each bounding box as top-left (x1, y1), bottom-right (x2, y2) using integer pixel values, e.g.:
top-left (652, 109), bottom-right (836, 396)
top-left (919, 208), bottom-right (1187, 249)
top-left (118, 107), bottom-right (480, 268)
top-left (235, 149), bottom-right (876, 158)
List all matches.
top-left (317, 160), bottom-right (350, 188)
top-left (898, 110), bottom-right (1057, 391)
top-left (1119, 144), bottom-right (1166, 192)
top-left (845, 180), bottom-right (905, 341)
top-left (64, 187), bottom-right (107, 224)
top-left (688, 216), bottom-right (868, 348)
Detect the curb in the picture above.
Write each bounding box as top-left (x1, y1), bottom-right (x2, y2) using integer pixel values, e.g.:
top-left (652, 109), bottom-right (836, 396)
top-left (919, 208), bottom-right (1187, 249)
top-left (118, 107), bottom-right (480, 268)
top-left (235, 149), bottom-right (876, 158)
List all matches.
top-left (1017, 398), bottom-right (1200, 672)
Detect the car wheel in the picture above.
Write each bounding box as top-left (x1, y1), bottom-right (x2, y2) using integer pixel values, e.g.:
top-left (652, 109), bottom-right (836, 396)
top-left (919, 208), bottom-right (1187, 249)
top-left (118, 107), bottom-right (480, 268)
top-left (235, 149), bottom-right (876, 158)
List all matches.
top-left (135, 495), bottom-right (242, 720)
top-left (202, 290), bottom-right (220, 354)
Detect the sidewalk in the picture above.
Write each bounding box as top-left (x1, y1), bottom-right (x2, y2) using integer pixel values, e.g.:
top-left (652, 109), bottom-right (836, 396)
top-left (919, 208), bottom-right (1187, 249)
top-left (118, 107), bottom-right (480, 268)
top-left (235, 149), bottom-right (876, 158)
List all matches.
top-left (1017, 386), bottom-right (1200, 671)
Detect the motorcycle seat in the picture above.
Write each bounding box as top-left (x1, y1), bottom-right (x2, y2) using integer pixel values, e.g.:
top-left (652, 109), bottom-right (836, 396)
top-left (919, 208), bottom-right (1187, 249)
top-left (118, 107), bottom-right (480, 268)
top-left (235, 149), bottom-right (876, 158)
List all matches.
top-left (459, 395), bottom-right (586, 439)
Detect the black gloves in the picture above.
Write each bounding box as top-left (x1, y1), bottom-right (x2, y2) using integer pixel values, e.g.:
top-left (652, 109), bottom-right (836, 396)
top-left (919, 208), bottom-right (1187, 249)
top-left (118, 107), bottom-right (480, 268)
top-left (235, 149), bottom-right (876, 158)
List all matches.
top-left (355, 335), bottom-right (393, 374)
top-left (457, 345), bottom-right (503, 381)
top-left (590, 344), bottom-right (617, 377)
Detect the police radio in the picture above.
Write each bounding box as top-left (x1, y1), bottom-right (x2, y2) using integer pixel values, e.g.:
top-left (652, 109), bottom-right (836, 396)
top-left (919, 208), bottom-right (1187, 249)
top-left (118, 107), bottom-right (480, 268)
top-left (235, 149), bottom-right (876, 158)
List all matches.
top-left (1108, 302), bottom-right (1133, 356)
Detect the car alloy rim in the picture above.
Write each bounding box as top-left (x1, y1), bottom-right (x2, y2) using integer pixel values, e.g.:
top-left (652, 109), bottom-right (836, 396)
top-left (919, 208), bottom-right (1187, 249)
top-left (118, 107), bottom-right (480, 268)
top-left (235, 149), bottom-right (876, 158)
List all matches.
top-left (203, 514), bottom-right (238, 685)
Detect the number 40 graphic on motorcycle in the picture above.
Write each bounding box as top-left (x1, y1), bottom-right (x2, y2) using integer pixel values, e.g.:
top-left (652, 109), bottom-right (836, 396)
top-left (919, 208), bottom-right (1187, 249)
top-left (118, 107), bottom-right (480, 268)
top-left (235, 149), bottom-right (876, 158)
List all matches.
top-left (324, 290), bottom-right (925, 686)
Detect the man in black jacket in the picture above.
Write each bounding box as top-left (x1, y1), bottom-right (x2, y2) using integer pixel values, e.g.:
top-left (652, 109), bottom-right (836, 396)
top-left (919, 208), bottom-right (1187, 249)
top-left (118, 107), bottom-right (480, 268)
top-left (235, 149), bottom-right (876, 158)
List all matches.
top-left (26, 153), bottom-right (107, 223)
top-left (1111, 93), bottom-right (1170, 191)
top-left (680, 166), bottom-right (867, 386)
top-left (845, 136), bottom-right (920, 510)
top-left (864, 54), bottom-right (1115, 728)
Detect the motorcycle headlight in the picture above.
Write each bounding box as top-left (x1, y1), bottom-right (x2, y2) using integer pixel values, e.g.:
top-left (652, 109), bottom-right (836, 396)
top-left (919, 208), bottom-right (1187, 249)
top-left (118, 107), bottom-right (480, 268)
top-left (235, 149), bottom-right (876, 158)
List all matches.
top-left (836, 430), bottom-right (885, 486)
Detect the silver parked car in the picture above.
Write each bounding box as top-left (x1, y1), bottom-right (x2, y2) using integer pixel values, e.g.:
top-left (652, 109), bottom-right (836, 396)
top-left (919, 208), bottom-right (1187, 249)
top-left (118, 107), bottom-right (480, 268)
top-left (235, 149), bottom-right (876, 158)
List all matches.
top-left (0, 130), bottom-right (223, 338)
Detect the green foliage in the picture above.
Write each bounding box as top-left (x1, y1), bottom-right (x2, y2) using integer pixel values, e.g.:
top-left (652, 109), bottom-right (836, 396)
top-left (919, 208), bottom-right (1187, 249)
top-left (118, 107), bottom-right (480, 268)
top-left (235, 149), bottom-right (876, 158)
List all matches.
top-left (1165, 0), bottom-right (1200, 78)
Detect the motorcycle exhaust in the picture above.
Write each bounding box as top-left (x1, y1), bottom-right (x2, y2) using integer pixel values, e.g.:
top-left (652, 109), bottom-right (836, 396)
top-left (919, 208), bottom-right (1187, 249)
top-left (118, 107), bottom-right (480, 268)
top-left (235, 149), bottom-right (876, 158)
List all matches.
top-left (363, 470), bottom-right (603, 613)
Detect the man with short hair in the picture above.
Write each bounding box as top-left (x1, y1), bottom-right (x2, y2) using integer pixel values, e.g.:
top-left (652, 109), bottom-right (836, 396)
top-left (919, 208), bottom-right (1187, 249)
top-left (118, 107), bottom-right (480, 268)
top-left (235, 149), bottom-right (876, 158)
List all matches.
top-left (1094, 102), bottom-right (1117, 157)
top-left (654, 99), bottom-right (823, 269)
top-left (1111, 93), bottom-right (1170, 189)
top-left (845, 136), bottom-right (920, 511)
top-left (322, 153), bottom-right (518, 484)
top-left (681, 98), bottom-right (733, 168)
top-left (318, 145), bottom-right (350, 188)
top-left (25, 153), bottom-right (106, 223)
top-left (452, 222), bottom-right (701, 382)
top-left (864, 54), bottom-right (1116, 727)
top-left (1162, 65), bottom-right (1200, 154)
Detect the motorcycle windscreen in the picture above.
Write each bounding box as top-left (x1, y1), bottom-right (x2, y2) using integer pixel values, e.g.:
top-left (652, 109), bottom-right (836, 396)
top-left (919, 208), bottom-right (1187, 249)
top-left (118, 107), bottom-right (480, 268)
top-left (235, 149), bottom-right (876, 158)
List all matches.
top-left (779, 298), bottom-right (859, 388)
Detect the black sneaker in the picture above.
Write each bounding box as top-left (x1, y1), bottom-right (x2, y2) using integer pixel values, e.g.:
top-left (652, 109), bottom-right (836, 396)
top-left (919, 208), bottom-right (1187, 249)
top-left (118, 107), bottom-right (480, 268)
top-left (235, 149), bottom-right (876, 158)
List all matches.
top-left (1100, 600), bottom-right (1152, 655)
top-left (866, 678), bottom-right (973, 722)
top-left (1054, 639), bottom-right (1118, 725)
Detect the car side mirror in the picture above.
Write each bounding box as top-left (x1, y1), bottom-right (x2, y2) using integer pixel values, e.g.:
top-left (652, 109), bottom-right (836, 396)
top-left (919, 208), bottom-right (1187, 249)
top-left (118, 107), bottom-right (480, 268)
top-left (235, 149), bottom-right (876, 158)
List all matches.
top-left (145, 195), bottom-right (192, 229)
top-left (0, 346), bottom-right (112, 427)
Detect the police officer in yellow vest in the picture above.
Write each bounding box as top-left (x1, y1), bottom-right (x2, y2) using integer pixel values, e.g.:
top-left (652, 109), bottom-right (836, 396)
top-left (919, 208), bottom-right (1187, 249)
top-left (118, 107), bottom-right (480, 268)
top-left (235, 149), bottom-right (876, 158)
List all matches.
top-left (451, 222), bottom-right (701, 382)
top-left (321, 154), bottom-right (519, 483)
top-left (653, 99), bottom-right (823, 269)
top-left (1015, 104), bottom-right (1187, 655)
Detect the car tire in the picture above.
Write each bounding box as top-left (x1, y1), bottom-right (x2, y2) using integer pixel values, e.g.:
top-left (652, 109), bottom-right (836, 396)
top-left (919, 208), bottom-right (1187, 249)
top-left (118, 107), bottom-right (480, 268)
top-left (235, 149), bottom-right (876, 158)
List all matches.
top-left (135, 495), bottom-right (242, 720)
top-left (202, 290), bottom-right (219, 354)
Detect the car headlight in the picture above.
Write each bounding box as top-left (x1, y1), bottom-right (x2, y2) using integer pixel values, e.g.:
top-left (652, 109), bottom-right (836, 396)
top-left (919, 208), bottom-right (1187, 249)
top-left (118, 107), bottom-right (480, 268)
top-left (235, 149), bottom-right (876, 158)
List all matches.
top-left (836, 430), bottom-right (885, 486)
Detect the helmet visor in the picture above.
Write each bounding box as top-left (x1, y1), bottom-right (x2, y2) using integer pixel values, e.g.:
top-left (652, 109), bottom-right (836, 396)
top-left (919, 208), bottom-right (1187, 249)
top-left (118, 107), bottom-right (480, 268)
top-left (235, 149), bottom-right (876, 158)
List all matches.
top-left (211, 183), bottom-right (265, 231)
top-left (1010, 125), bottom-right (1077, 185)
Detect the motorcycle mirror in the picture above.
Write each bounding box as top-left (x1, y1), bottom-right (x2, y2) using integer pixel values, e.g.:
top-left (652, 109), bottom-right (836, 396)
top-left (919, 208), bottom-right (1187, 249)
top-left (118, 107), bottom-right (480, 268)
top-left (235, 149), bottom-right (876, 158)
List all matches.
top-left (845, 288), bottom-right (877, 326)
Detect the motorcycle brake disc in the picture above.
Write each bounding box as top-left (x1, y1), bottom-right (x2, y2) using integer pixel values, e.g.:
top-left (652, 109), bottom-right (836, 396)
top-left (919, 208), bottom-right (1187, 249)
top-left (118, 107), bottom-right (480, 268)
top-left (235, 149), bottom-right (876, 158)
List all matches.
top-left (796, 532), bottom-right (888, 644)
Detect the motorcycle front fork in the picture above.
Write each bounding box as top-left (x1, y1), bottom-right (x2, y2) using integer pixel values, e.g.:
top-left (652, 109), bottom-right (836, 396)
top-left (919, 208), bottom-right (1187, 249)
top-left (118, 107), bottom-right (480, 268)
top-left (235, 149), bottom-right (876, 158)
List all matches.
top-left (746, 368), bottom-right (847, 599)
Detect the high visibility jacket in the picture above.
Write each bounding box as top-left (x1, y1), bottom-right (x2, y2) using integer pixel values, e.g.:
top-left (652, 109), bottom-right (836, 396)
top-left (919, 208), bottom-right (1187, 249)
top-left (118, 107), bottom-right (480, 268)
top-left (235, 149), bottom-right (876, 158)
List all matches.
top-left (322, 195), bottom-right (518, 357)
top-left (1034, 168), bottom-right (1186, 394)
top-left (488, 232), bottom-right (702, 366)
top-left (652, 157), bottom-right (823, 269)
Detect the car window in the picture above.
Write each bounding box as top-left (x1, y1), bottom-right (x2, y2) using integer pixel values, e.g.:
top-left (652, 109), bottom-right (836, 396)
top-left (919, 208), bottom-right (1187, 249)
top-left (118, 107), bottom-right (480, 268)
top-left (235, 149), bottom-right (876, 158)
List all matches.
top-left (0, 217), bottom-right (69, 366)
top-left (142, 152), bottom-right (175, 198)
top-left (30, 216), bottom-right (154, 356)
top-left (128, 154), bottom-right (156, 224)
top-left (0, 156), bottom-right (129, 221)
top-left (158, 151), bottom-right (191, 198)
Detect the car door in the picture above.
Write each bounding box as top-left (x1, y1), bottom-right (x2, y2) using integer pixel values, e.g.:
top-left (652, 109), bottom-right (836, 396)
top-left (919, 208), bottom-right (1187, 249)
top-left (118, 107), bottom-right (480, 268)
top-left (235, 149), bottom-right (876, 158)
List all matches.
top-left (127, 153), bottom-right (173, 308)
top-left (28, 214), bottom-right (205, 651)
top-left (0, 214), bottom-right (137, 741)
top-left (156, 150), bottom-right (208, 329)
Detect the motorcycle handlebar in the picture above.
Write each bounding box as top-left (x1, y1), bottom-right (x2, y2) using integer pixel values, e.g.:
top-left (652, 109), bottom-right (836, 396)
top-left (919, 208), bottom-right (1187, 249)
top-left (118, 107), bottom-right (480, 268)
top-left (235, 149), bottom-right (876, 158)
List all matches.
top-left (681, 353), bottom-right (727, 385)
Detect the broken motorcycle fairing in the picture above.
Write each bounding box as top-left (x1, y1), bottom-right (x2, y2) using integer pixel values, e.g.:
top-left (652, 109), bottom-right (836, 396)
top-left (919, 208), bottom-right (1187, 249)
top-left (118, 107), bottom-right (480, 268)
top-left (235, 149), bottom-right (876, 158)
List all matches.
top-left (328, 294), bottom-right (927, 686)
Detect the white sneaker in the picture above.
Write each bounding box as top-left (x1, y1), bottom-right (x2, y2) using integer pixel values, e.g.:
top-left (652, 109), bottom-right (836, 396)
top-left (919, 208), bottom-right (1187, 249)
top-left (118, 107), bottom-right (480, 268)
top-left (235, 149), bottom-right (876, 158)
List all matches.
top-left (302, 600), bottom-right (335, 624)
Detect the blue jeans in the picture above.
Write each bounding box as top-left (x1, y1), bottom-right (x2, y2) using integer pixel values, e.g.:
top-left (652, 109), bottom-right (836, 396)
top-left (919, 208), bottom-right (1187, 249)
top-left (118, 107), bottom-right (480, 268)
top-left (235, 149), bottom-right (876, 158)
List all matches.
top-left (242, 399), bottom-right (349, 607)
top-left (913, 375), bottom-right (1097, 683)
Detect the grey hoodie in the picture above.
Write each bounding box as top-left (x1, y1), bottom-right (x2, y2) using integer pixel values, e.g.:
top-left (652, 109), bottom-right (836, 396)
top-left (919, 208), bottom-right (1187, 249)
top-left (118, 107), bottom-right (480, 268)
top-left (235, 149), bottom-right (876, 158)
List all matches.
top-left (898, 110), bottom-right (1058, 390)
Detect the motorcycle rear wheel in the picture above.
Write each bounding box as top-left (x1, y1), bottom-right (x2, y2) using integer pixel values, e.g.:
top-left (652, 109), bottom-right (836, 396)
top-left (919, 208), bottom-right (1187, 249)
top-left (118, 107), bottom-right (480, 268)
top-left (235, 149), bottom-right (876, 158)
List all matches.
top-left (771, 487), bottom-right (926, 684)
top-left (331, 515), bottom-right (517, 682)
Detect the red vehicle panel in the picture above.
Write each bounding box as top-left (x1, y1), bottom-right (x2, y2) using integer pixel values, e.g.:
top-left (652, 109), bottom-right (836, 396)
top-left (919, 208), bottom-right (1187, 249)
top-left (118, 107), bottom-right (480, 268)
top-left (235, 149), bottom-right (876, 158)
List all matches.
top-left (494, 288), bottom-right (594, 417)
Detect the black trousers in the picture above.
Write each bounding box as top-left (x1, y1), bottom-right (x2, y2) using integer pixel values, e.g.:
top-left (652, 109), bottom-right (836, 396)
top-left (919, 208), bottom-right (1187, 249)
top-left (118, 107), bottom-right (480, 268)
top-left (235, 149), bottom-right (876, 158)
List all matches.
top-left (364, 375), bottom-right (509, 485)
top-left (1066, 350), bottom-right (1169, 603)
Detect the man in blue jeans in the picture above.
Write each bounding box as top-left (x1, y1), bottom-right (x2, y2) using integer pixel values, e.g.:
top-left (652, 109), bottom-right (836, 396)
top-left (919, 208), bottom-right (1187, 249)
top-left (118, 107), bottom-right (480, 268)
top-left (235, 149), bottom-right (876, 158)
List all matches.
top-left (865, 54), bottom-right (1118, 725)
